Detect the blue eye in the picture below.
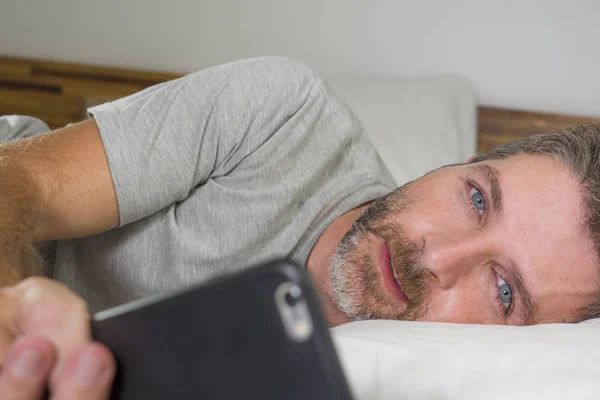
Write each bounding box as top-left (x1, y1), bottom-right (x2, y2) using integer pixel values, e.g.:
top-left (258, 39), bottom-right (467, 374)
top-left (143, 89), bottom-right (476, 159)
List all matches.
top-left (470, 186), bottom-right (485, 215)
top-left (497, 276), bottom-right (512, 310)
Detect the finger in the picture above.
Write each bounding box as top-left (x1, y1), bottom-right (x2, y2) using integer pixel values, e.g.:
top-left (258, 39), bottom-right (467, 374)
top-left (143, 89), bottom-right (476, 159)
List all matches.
top-left (9, 277), bottom-right (93, 388)
top-left (0, 335), bottom-right (56, 400)
top-left (51, 342), bottom-right (116, 400)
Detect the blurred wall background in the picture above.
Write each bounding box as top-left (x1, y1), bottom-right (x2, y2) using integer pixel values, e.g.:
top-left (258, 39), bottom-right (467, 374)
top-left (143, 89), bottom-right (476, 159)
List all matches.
top-left (1, 0), bottom-right (598, 117)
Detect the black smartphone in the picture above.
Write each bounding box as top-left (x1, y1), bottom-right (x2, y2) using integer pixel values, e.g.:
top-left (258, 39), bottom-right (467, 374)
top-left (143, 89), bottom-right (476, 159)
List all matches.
top-left (91, 259), bottom-right (354, 400)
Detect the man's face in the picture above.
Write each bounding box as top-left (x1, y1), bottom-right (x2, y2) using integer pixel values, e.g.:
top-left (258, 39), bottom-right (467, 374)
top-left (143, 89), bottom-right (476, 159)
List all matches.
top-left (330, 154), bottom-right (599, 325)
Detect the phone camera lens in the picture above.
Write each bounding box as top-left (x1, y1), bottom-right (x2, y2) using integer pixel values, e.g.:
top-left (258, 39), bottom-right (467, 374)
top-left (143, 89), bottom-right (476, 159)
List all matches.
top-left (284, 285), bottom-right (303, 307)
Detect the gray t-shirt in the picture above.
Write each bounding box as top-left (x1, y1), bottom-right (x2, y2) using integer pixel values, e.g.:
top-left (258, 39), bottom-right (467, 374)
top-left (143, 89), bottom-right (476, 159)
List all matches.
top-left (1, 57), bottom-right (395, 313)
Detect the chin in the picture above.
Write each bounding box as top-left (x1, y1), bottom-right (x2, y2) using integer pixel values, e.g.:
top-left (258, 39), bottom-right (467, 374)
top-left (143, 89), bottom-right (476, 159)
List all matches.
top-left (326, 310), bottom-right (353, 327)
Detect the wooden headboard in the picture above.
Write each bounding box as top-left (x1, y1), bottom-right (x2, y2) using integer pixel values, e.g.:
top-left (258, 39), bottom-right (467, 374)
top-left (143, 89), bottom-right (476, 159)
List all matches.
top-left (2, 56), bottom-right (600, 152)
top-left (478, 107), bottom-right (600, 153)
top-left (0, 56), bottom-right (181, 127)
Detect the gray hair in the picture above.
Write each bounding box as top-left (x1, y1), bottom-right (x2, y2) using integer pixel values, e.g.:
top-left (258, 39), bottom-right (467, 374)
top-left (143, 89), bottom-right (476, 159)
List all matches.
top-left (471, 124), bottom-right (600, 323)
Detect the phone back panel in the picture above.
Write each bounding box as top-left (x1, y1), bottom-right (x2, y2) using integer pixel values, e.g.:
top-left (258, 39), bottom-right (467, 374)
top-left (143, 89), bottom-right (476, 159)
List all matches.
top-left (92, 259), bottom-right (353, 400)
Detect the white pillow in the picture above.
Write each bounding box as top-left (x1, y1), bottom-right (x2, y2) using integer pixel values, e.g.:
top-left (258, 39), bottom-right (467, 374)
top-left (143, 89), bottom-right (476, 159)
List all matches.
top-left (331, 320), bottom-right (600, 400)
top-left (324, 75), bottom-right (477, 185)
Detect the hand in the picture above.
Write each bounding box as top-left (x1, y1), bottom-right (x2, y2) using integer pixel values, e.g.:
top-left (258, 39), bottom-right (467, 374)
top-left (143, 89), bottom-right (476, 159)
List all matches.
top-left (0, 277), bottom-right (116, 399)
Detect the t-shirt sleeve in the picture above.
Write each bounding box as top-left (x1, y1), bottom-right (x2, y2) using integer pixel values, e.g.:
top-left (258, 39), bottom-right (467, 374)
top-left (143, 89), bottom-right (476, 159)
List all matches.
top-left (88, 57), bottom-right (317, 226)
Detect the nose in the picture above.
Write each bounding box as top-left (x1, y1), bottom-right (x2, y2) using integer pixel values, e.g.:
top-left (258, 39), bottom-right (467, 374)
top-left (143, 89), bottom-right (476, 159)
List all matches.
top-left (421, 231), bottom-right (490, 289)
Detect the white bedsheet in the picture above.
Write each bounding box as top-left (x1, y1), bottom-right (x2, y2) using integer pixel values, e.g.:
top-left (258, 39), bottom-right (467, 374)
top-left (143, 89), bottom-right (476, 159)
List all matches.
top-left (332, 319), bottom-right (599, 400)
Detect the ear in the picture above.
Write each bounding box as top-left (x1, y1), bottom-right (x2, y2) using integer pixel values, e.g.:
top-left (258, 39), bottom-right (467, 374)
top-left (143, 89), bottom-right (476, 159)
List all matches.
top-left (463, 155), bottom-right (478, 164)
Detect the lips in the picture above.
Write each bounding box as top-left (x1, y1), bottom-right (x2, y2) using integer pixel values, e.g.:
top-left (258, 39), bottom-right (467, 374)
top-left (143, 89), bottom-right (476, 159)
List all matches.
top-left (379, 242), bottom-right (409, 303)
top-left (390, 258), bottom-right (403, 292)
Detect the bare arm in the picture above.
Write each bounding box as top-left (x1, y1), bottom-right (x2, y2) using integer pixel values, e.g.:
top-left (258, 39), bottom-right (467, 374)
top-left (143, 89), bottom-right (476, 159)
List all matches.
top-left (0, 118), bottom-right (118, 284)
top-left (0, 118), bottom-right (118, 397)
top-left (0, 57), bottom-right (314, 286)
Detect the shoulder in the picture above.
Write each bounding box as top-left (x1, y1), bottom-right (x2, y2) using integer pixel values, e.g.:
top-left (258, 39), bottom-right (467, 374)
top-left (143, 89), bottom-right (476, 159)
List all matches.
top-left (180, 57), bottom-right (321, 111)
top-left (219, 56), bottom-right (318, 88)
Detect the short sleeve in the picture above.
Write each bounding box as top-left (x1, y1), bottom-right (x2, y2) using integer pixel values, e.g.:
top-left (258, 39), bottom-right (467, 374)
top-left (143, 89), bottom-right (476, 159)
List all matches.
top-left (88, 57), bottom-right (317, 226)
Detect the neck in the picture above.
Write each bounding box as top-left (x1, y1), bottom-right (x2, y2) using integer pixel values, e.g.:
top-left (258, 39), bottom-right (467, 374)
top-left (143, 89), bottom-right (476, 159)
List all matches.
top-left (306, 203), bottom-right (370, 327)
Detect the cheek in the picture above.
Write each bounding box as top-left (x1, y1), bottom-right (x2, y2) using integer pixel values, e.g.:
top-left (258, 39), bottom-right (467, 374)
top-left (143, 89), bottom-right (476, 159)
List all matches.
top-left (395, 192), bottom-right (462, 240)
top-left (409, 175), bottom-right (465, 217)
top-left (422, 286), bottom-right (500, 324)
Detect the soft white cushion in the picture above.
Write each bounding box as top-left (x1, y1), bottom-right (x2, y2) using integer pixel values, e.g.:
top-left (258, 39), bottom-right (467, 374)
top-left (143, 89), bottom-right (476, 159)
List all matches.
top-left (331, 320), bottom-right (599, 400)
top-left (324, 75), bottom-right (477, 185)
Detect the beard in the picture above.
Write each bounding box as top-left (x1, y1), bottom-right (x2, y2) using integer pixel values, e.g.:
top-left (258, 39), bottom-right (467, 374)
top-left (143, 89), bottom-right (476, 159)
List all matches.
top-left (329, 184), bottom-right (430, 321)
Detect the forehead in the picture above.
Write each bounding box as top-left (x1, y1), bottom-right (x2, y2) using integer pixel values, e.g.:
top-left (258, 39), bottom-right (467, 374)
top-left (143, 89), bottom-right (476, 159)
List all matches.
top-left (473, 154), bottom-right (599, 322)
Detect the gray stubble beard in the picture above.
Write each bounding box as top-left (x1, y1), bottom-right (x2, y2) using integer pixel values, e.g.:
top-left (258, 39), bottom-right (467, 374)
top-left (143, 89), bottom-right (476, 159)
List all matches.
top-left (329, 185), bottom-right (430, 321)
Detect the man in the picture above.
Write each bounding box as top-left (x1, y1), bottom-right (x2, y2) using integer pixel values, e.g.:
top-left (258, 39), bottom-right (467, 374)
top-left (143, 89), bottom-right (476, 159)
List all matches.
top-left (0, 56), bottom-right (597, 399)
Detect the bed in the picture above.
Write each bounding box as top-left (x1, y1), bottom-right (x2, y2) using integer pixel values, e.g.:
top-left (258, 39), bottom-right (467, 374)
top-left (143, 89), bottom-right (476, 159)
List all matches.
top-left (2, 55), bottom-right (599, 147)
top-left (2, 55), bottom-right (600, 400)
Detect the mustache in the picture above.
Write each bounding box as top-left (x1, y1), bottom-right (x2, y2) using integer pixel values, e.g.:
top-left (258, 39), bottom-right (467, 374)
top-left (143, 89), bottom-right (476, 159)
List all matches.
top-left (352, 197), bottom-right (431, 319)
top-left (394, 243), bottom-right (430, 310)
top-left (332, 182), bottom-right (431, 322)
top-left (376, 225), bottom-right (430, 315)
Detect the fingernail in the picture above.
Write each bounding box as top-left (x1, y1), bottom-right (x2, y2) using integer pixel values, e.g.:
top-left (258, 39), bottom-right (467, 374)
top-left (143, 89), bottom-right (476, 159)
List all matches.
top-left (10, 348), bottom-right (44, 379)
top-left (75, 352), bottom-right (105, 386)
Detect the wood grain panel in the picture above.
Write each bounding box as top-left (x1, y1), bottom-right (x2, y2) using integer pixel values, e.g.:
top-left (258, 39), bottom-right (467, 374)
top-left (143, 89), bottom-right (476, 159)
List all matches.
top-left (478, 106), bottom-right (600, 154)
top-left (0, 56), bottom-right (182, 127)
top-left (3, 56), bottom-right (600, 148)
top-left (0, 88), bottom-right (81, 127)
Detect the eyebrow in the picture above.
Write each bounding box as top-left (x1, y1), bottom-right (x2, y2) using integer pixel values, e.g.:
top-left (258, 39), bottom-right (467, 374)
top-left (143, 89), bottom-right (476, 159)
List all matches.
top-left (469, 164), bottom-right (503, 215)
top-left (468, 163), bottom-right (537, 324)
top-left (509, 265), bottom-right (537, 325)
